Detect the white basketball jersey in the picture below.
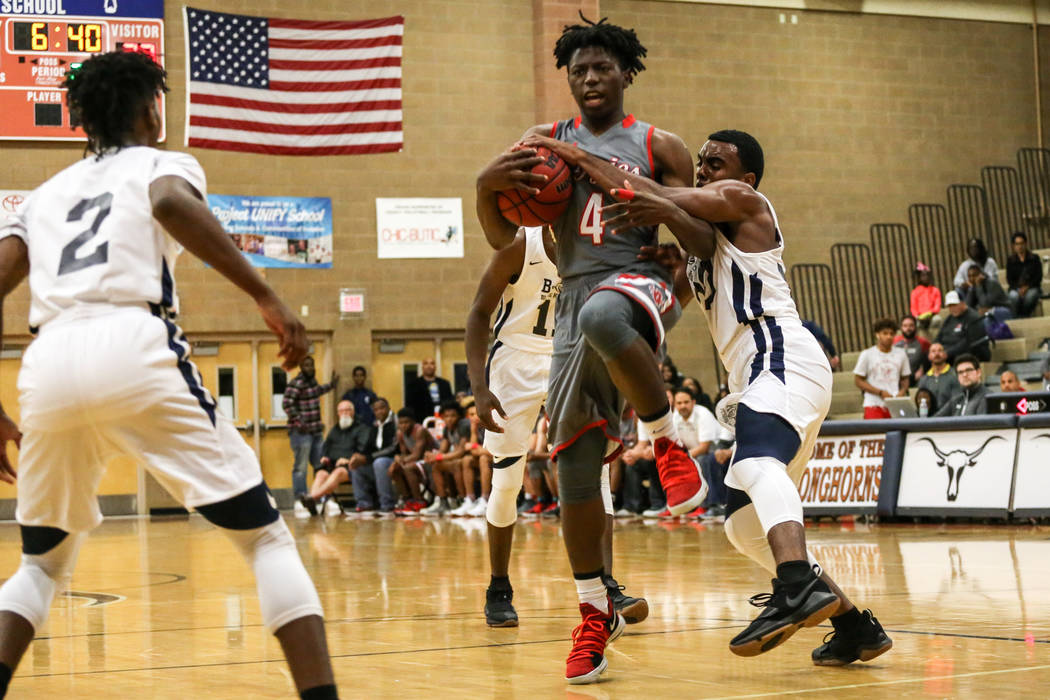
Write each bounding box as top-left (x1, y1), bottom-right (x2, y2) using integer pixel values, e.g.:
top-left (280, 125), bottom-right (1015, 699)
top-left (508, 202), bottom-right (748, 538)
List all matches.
top-left (492, 226), bottom-right (559, 354)
top-left (0, 147), bottom-right (205, 329)
top-left (686, 192), bottom-right (824, 388)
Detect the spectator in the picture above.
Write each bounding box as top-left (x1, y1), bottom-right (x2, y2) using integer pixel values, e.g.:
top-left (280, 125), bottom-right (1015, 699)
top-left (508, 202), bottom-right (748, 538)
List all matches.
top-left (699, 423), bottom-right (734, 519)
top-left (910, 262), bottom-right (942, 333)
top-left (954, 237), bottom-right (998, 297)
top-left (622, 417), bottom-right (664, 517)
top-left (935, 354), bottom-right (989, 416)
top-left (283, 355), bottom-right (338, 505)
top-left (914, 387), bottom-right (937, 418)
top-left (893, 314), bottom-right (930, 385)
top-left (1042, 352), bottom-right (1050, 391)
top-left (1006, 231), bottom-right (1043, 318)
top-left (918, 342), bottom-right (961, 410)
top-left (716, 384), bottom-right (730, 403)
top-left (299, 400), bottom-right (371, 517)
top-left (522, 412), bottom-right (558, 516)
top-left (936, 291), bottom-right (990, 362)
top-left (424, 400), bottom-right (473, 517)
top-left (463, 401), bottom-right (494, 515)
top-left (999, 370), bottom-right (1026, 392)
top-left (363, 397), bottom-right (399, 516)
top-left (854, 318), bottom-right (911, 419)
top-left (680, 376), bottom-right (714, 411)
top-left (965, 264), bottom-right (1012, 332)
top-left (802, 319), bottom-right (841, 372)
top-left (405, 357), bottom-right (453, 422)
top-left (388, 408), bottom-right (437, 514)
top-left (661, 357), bottom-right (683, 391)
top-left (340, 365), bottom-right (377, 426)
top-left (673, 387), bottom-right (718, 518)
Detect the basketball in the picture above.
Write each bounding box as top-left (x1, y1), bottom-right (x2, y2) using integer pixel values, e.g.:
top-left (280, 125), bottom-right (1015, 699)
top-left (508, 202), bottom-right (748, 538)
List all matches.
top-left (496, 146), bottom-right (573, 227)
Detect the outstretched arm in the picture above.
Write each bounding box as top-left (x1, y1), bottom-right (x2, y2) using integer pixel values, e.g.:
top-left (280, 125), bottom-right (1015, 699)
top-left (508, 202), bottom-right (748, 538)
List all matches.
top-left (0, 235), bottom-right (27, 483)
top-left (475, 125), bottom-right (551, 250)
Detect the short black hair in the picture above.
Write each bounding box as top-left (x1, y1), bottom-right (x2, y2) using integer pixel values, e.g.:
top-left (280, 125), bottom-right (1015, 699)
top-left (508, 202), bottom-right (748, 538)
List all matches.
top-left (872, 318), bottom-right (897, 334)
top-left (955, 353), bottom-right (980, 372)
top-left (374, 396), bottom-right (389, 406)
top-left (62, 51), bottom-right (168, 156)
top-left (397, 407), bottom-right (416, 421)
top-left (352, 365), bottom-right (367, 374)
top-left (553, 12), bottom-right (647, 80)
top-left (901, 314), bottom-right (917, 324)
top-left (1012, 231), bottom-right (1028, 243)
top-left (439, 399), bottom-right (462, 416)
top-left (707, 129), bottom-right (765, 188)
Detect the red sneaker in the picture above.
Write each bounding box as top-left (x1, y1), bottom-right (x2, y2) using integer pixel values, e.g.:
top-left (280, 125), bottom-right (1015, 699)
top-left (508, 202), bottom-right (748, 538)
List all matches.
top-left (524, 502), bottom-right (546, 516)
top-left (687, 505), bottom-right (706, 519)
top-left (653, 437), bottom-right (707, 516)
top-left (565, 599), bottom-right (626, 684)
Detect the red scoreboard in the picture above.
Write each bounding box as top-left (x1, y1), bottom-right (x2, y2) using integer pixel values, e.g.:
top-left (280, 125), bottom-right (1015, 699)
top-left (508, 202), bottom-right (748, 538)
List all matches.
top-left (0, 0), bottom-right (165, 141)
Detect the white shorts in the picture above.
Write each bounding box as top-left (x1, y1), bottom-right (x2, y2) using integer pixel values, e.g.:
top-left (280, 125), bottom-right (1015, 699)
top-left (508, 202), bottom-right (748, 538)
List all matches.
top-left (16, 307), bottom-right (263, 533)
top-left (481, 344), bottom-right (550, 459)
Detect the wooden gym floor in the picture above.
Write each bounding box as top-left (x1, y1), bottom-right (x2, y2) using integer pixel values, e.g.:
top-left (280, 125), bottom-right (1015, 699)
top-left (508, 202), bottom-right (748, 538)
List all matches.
top-left (0, 513), bottom-right (1047, 698)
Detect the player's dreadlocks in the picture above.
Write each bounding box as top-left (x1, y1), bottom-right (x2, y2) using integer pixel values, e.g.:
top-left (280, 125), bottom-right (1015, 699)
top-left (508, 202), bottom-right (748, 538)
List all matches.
top-left (553, 12), bottom-right (647, 81)
top-left (62, 51), bottom-right (168, 156)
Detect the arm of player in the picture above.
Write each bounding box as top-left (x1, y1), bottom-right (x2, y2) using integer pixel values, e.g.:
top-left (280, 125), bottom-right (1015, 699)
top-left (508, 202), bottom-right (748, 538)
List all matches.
top-left (475, 126), bottom-right (551, 250)
top-left (0, 236), bottom-right (27, 482)
top-left (149, 175), bottom-right (306, 370)
top-left (465, 233), bottom-right (527, 433)
top-left (638, 243), bottom-right (693, 310)
top-left (646, 130), bottom-right (719, 259)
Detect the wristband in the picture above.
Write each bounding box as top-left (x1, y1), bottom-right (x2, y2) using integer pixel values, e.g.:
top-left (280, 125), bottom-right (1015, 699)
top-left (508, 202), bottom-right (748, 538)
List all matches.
top-left (435, 453), bottom-right (444, 461)
top-left (470, 442), bottom-right (480, 450)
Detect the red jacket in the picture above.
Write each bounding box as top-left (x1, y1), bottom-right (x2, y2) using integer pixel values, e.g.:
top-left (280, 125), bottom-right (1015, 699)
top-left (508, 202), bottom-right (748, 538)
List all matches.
top-left (911, 284), bottom-right (942, 317)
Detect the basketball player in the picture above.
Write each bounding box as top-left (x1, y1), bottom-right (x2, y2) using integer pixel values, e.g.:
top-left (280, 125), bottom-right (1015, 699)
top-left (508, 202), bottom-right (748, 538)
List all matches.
top-left (0, 52), bottom-right (338, 698)
top-left (531, 129), bottom-right (892, 666)
top-left (465, 226), bottom-right (648, 628)
top-left (475, 15), bottom-right (712, 683)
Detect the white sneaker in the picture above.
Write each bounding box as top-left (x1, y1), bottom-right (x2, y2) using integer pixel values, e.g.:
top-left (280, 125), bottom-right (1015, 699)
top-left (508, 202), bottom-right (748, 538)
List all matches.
top-left (451, 497), bottom-right (475, 517)
top-left (324, 498), bottom-right (342, 516)
top-left (293, 501), bottom-right (310, 518)
top-left (614, 508), bottom-right (636, 519)
top-left (422, 498), bottom-right (446, 516)
top-left (467, 497), bottom-right (488, 517)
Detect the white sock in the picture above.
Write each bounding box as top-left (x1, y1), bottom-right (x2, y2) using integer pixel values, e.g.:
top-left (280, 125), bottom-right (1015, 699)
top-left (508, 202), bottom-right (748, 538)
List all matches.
top-left (641, 406), bottom-right (679, 442)
top-left (574, 573), bottom-right (609, 614)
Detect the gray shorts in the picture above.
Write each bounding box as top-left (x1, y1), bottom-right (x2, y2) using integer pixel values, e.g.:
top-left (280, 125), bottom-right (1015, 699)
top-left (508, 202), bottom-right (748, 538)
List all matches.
top-left (547, 269), bottom-right (680, 462)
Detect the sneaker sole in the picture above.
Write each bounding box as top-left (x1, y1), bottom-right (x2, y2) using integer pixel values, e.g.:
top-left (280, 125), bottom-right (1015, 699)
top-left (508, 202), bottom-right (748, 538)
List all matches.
top-left (667, 462), bottom-right (709, 516)
top-left (730, 594), bottom-right (840, 657)
top-left (566, 656), bottom-right (607, 685)
top-left (812, 637), bottom-right (893, 667)
top-left (618, 598), bottom-right (649, 625)
top-left (486, 617), bottom-right (519, 628)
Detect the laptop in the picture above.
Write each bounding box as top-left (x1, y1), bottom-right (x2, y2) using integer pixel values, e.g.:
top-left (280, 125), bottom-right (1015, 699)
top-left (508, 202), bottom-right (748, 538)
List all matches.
top-left (884, 397), bottom-right (918, 418)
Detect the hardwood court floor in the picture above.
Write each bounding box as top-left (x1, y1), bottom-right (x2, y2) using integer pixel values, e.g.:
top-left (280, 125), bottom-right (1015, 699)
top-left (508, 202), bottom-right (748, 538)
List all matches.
top-left (1, 513), bottom-right (1048, 698)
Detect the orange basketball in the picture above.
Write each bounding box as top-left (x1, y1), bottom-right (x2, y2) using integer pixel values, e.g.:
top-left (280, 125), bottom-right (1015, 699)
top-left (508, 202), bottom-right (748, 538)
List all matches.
top-left (496, 146), bottom-right (573, 227)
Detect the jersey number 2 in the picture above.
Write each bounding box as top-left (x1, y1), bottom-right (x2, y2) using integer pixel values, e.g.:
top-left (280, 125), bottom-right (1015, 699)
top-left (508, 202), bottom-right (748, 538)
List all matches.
top-left (579, 192), bottom-right (604, 245)
top-left (58, 192), bottom-right (112, 276)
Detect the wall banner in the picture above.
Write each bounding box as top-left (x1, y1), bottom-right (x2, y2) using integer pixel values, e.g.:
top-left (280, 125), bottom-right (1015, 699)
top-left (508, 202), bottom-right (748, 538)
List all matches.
top-left (375, 197), bottom-right (463, 259)
top-left (799, 433), bottom-right (883, 513)
top-left (208, 195), bottom-right (332, 269)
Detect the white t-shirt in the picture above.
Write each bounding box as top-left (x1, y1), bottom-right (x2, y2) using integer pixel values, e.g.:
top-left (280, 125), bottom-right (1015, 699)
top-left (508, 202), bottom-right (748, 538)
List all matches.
top-left (673, 405), bottom-right (719, 453)
top-left (854, 346), bottom-right (911, 408)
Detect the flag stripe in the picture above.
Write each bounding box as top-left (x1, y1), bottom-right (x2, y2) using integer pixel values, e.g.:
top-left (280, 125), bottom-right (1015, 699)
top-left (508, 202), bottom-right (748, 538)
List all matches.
top-left (269, 36), bottom-right (402, 50)
top-left (189, 125), bottom-right (402, 146)
top-left (190, 92), bottom-right (401, 114)
top-left (269, 67), bottom-right (401, 83)
top-left (268, 57), bottom-right (401, 70)
top-left (268, 78), bottom-right (401, 92)
top-left (268, 26), bottom-right (403, 41)
top-left (190, 116), bottom-right (403, 135)
top-left (269, 46), bottom-right (401, 61)
top-left (268, 15), bottom-right (403, 31)
top-left (191, 103), bottom-right (402, 124)
top-left (187, 139), bottom-right (403, 156)
top-left (190, 81), bottom-right (401, 104)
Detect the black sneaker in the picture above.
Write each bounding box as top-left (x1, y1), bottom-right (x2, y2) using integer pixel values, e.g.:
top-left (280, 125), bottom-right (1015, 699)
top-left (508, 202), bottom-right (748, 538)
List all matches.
top-left (729, 566), bottom-right (839, 657)
top-left (299, 495), bottom-right (318, 517)
top-left (812, 609), bottom-right (893, 666)
top-left (603, 576), bottom-right (649, 624)
top-left (485, 586), bottom-right (519, 627)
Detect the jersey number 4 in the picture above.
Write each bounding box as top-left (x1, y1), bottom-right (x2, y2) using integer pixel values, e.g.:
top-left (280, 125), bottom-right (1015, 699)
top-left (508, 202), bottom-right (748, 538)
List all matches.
top-left (578, 192), bottom-right (605, 246)
top-left (58, 192), bottom-right (112, 276)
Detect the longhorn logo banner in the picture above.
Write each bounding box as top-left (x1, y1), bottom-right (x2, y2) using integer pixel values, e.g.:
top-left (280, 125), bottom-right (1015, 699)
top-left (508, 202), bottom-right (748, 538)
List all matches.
top-left (898, 429), bottom-right (1016, 512)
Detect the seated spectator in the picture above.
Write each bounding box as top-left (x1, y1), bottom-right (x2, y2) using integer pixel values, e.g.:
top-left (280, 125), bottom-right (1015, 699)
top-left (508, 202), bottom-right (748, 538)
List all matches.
top-left (462, 400), bottom-right (494, 517)
top-left (361, 397), bottom-right (399, 516)
top-left (999, 370), bottom-right (1026, 392)
top-left (661, 357), bottom-right (683, 391)
top-left (389, 408), bottom-right (437, 513)
top-left (918, 342), bottom-right (961, 409)
top-left (954, 237), bottom-right (998, 297)
top-left (699, 424), bottom-right (734, 519)
top-left (936, 291), bottom-right (990, 362)
top-left (1006, 231), bottom-right (1043, 318)
top-left (1042, 353), bottom-right (1050, 391)
top-left (965, 264), bottom-right (1012, 332)
top-left (522, 412), bottom-right (559, 517)
top-left (673, 387), bottom-right (719, 517)
top-left (340, 365), bottom-right (377, 426)
top-left (914, 387), bottom-right (937, 418)
top-left (680, 376), bottom-right (713, 411)
top-left (423, 400), bottom-right (472, 516)
top-left (802, 319), bottom-right (841, 371)
top-left (300, 400), bottom-right (372, 517)
top-left (910, 262), bottom-right (942, 333)
top-left (716, 384), bottom-right (730, 403)
top-left (935, 354), bottom-right (989, 416)
top-left (893, 314), bottom-right (930, 385)
top-left (854, 318), bottom-right (911, 419)
top-left (622, 415), bottom-right (664, 517)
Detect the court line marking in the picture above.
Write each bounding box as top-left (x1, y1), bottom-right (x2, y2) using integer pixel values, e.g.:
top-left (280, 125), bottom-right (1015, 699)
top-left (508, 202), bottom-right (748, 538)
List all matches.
top-left (703, 663), bottom-right (1050, 699)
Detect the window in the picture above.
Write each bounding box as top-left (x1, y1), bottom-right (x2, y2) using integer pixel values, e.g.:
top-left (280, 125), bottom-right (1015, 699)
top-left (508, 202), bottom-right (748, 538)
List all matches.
top-left (271, 366), bottom-right (288, 420)
top-left (217, 367), bottom-right (235, 420)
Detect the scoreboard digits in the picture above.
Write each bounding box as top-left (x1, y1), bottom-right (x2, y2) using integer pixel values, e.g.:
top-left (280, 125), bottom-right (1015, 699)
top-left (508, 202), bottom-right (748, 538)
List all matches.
top-left (11, 21), bottom-right (104, 53)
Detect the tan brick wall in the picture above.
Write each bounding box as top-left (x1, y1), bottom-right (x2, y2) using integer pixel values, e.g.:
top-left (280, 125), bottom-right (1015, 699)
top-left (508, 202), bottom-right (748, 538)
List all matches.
top-left (0, 1), bottom-right (1043, 401)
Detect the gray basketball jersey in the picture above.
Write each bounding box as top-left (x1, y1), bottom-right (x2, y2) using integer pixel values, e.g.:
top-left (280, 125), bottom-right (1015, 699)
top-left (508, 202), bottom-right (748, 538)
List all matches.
top-left (551, 115), bottom-right (667, 283)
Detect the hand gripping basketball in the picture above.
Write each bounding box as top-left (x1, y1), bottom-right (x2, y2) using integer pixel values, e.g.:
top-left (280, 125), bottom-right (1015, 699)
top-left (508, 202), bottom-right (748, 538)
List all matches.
top-left (497, 146), bottom-right (574, 227)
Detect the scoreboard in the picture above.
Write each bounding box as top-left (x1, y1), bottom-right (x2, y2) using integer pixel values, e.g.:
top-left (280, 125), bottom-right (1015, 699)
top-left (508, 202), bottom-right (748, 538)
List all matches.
top-left (0, 0), bottom-right (165, 141)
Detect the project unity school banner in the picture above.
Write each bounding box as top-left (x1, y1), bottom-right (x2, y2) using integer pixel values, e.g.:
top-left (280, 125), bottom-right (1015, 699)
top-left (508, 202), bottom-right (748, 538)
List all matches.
top-left (209, 194), bottom-right (333, 268)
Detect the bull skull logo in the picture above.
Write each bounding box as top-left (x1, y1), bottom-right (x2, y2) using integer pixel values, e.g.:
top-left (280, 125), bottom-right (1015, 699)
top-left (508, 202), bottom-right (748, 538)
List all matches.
top-left (917, 436), bottom-right (1004, 501)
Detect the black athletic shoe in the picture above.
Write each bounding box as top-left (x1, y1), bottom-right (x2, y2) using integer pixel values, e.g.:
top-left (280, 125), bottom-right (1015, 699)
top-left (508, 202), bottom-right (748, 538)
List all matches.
top-left (485, 586), bottom-right (519, 627)
top-left (299, 495), bottom-right (319, 517)
top-left (603, 576), bottom-right (649, 624)
top-left (729, 566), bottom-right (840, 657)
top-left (812, 609), bottom-right (893, 666)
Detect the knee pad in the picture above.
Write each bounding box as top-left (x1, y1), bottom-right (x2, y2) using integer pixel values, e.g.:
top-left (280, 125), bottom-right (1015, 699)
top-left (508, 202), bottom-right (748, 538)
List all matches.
top-left (725, 456), bottom-right (803, 533)
top-left (600, 463), bottom-right (613, 516)
top-left (0, 528), bottom-right (85, 631)
top-left (222, 519), bottom-right (323, 633)
top-left (557, 429), bottom-right (606, 504)
top-left (578, 291), bottom-right (642, 361)
top-left (196, 482), bottom-right (280, 530)
top-left (724, 505), bottom-right (776, 575)
top-left (487, 456), bottom-right (526, 527)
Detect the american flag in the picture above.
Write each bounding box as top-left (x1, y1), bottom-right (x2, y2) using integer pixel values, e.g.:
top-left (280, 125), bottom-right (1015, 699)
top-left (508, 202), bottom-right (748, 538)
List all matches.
top-left (183, 7), bottom-right (403, 156)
